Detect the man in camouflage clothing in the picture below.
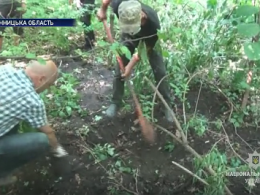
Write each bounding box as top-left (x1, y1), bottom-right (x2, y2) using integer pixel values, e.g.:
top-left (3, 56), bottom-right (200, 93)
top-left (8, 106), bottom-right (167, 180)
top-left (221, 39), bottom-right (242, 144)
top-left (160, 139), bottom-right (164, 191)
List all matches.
top-left (74, 0), bottom-right (96, 50)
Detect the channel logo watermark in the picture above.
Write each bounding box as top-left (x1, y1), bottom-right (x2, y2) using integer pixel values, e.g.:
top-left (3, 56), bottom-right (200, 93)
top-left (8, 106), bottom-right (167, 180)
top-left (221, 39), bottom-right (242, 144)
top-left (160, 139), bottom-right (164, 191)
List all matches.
top-left (226, 171), bottom-right (260, 177)
top-left (226, 150), bottom-right (260, 186)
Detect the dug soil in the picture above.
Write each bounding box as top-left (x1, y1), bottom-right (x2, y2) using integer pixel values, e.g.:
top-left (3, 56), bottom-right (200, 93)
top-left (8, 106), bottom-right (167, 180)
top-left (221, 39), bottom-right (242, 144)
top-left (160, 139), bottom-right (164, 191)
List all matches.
top-left (1, 60), bottom-right (260, 195)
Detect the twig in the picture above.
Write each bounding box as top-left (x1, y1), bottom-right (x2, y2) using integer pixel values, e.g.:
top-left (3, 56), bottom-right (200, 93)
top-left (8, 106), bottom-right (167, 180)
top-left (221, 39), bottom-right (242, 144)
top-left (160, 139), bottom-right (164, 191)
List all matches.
top-left (221, 124), bottom-right (247, 164)
top-left (233, 124), bottom-right (254, 151)
top-left (209, 137), bottom-right (226, 153)
top-left (194, 81), bottom-right (203, 116)
top-left (134, 169), bottom-right (140, 194)
top-left (150, 73), bottom-right (173, 123)
top-left (155, 125), bottom-right (233, 195)
top-left (144, 76), bottom-right (187, 143)
top-left (79, 143), bottom-right (139, 195)
top-left (182, 69), bottom-right (208, 126)
top-left (171, 160), bottom-right (209, 186)
top-left (206, 80), bottom-right (236, 121)
top-left (58, 60), bottom-right (62, 68)
top-left (154, 124), bottom-right (183, 144)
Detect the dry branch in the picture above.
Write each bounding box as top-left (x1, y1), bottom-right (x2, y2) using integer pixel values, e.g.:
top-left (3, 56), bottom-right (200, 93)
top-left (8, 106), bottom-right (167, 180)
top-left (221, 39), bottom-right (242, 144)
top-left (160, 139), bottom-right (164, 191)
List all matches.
top-left (144, 76), bottom-right (234, 195)
top-left (171, 161), bottom-right (209, 186)
top-left (144, 77), bottom-right (187, 144)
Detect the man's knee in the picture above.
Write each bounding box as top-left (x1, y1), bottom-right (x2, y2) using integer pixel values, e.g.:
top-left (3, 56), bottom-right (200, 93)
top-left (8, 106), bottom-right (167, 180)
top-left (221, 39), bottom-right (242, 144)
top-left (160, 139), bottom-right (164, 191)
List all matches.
top-left (149, 50), bottom-right (167, 74)
top-left (29, 132), bottom-right (49, 150)
top-left (0, 132), bottom-right (49, 156)
top-left (14, 132), bottom-right (49, 152)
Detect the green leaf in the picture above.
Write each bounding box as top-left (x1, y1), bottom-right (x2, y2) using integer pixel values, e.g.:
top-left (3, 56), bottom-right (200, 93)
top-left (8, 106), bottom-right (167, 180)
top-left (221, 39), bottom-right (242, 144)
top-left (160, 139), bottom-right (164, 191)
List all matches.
top-left (66, 106), bottom-right (72, 115)
top-left (107, 148), bottom-right (114, 156)
top-left (1, 50), bottom-right (12, 56)
top-left (235, 5), bottom-right (259, 17)
top-left (244, 41), bottom-right (260, 60)
top-left (119, 167), bottom-right (132, 173)
top-left (207, 0), bottom-right (217, 9)
top-left (99, 154), bottom-right (107, 161)
top-left (237, 23), bottom-right (260, 37)
top-left (162, 50), bottom-right (169, 57)
top-left (96, 40), bottom-right (108, 47)
top-left (26, 53), bottom-right (36, 59)
top-left (59, 111), bottom-right (66, 117)
top-left (37, 58), bottom-right (46, 65)
top-left (120, 46), bottom-right (131, 59)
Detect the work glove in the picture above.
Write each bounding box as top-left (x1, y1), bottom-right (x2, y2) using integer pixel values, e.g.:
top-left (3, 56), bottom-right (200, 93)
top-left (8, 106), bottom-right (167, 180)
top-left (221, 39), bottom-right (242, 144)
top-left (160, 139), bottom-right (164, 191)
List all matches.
top-left (50, 145), bottom-right (71, 177)
top-left (52, 145), bottom-right (68, 157)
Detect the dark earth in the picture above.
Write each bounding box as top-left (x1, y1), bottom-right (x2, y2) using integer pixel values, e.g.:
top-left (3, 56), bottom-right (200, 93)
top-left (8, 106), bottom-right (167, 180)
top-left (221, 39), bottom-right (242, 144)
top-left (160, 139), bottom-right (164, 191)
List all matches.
top-left (1, 59), bottom-right (260, 195)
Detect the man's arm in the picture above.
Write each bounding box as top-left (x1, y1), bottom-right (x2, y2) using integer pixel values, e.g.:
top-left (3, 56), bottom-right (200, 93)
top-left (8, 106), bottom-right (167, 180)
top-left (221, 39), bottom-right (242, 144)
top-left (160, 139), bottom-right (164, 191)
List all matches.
top-left (22, 98), bottom-right (67, 156)
top-left (39, 125), bottom-right (59, 149)
top-left (39, 125), bottom-right (68, 157)
top-left (100, 0), bottom-right (125, 16)
top-left (99, 0), bottom-right (110, 14)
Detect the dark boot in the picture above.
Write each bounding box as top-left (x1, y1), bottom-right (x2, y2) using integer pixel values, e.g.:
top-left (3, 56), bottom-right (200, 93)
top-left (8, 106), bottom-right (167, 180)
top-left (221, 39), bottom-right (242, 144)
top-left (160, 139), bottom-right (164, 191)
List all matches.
top-left (80, 0), bottom-right (95, 51)
top-left (84, 29), bottom-right (95, 51)
top-left (106, 65), bottom-right (125, 117)
top-left (105, 104), bottom-right (118, 117)
top-left (148, 49), bottom-right (174, 123)
top-left (164, 108), bottom-right (174, 123)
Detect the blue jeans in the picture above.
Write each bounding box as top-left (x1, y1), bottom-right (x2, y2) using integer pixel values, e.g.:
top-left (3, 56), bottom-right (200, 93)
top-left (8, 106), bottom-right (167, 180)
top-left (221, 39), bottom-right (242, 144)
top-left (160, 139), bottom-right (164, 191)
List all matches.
top-left (0, 125), bottom-right (49, 177)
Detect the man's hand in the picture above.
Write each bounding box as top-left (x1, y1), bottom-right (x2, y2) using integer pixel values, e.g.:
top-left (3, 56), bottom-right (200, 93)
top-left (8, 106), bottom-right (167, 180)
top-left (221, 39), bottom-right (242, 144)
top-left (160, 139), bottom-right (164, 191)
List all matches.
top-left (39, 125), bottom-right (68, 157)
top-left (39, 125), bottom-right (58, 148)
top-left (97, 8), bottom-right (107, 21)
top-left (121, 65), bottom-right (132, 79)
top-left (121, 54), bottom-right (140, 79)
top-left (52, 145), bottom-right (68, 157)
top-left (97, 0), bottom-right (110, 21)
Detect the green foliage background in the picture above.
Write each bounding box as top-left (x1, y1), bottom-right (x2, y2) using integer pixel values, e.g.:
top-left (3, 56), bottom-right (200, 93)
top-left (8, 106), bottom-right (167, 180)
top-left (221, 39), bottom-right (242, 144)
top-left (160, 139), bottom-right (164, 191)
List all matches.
top-left (2, 0), bottom-right (260, 194)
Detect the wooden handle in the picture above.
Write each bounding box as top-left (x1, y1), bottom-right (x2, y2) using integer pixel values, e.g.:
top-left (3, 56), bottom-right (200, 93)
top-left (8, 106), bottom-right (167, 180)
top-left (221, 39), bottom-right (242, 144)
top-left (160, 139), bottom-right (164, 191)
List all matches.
top-left (103, 20), bottom-right (113, 43)
top-left (101, 0), bottom-right (110, 10)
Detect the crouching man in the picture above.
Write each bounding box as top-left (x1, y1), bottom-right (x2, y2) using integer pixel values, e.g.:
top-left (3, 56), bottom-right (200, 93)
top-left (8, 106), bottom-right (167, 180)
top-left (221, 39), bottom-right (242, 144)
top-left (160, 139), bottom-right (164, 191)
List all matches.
top-left (0, 60), bottom-right (68, 186)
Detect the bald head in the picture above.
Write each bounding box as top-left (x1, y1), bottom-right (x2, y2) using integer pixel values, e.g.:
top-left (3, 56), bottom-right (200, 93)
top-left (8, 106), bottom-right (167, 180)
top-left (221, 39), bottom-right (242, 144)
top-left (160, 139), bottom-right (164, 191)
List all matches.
top-left (25, 60), bottom-right (58, 93)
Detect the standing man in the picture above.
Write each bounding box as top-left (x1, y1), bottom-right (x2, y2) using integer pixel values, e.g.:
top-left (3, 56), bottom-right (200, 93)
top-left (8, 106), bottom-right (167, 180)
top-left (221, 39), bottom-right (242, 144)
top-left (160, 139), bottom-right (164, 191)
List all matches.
top-left (97, 0), bottom-right (174, 122)
top-left (0, 0), bottom-right (27, 50)
top-left (78, 0), bottom-right (96, 50)
top-left (0, 60), bottom-right (68, 186)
